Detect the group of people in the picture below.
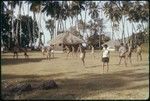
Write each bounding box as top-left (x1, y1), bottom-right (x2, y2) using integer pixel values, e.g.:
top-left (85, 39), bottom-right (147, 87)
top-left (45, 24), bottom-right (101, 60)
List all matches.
top-left (13, 45), bottom-right (29, 59)
top-left (41, 45), bottom-right (54, 60)
top-left (11, 42), bottom-right (143, 73)
top-left (101, 43), bottom-right (142, 73)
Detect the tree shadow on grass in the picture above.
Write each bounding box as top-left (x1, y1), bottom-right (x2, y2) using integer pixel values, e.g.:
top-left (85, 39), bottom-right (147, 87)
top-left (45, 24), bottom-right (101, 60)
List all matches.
top-left (132, 62), bottom-right (149, 67)
top-left (85, 65), bottom-right (101, 68)
top-left (1, 57), bottom-right (59, 66)
top-left (1, 58), bottom-right (45, 66)
top-left (1, 68), bottom-right (149, 100)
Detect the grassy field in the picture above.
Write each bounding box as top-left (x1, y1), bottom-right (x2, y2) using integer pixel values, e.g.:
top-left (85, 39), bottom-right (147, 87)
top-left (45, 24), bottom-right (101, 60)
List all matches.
top-left (1, 49), bottom-right (149, 100)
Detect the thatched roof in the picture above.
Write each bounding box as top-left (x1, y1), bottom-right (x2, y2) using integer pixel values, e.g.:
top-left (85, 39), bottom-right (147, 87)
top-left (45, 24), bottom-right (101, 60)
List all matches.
top-left (47, 32), bottom-right (84, 45)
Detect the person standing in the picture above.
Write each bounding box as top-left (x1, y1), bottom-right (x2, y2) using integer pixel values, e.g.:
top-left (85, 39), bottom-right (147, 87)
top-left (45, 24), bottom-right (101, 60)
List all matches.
top-left (79, 43), bottom-right (86, 66)
top-left (46, 45), bottom-right (51, 60)
top-left (102, 44), bottom-right (110, 73)
top-left (118, 43), bottom-right (127, 67)
top-left (127, 43), bottom-right (133, 64)
top-left (51, 45), bottom-right (54, 58)
top-left (13, 45), bottom-right (19, 59)
top-left (23, 46), bottom-right (29, 59)
top-left (136, 44), bottom-right (142, 61)
top-left (41, 45), bottom-right (45, 56)
top-left (91, 45), bottom-right (95, 59)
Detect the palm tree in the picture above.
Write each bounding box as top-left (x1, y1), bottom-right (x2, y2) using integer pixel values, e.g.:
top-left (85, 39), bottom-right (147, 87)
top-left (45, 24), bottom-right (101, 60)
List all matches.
top-left (15, 1), bottom-right (22, 47)
top-left (103, 1), bottom-right (123, 41)
top-left (125, 1), bottom-right (149, 46)
top-left (29, 1), bottom-right (43, 47)
top-left (7, 1), bottom-right (19, 45)
top-left (45, 19), bottom-right (55, 40)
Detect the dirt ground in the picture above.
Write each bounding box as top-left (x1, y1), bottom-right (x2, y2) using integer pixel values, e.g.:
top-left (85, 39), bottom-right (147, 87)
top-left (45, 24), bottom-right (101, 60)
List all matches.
top-left (1, 50), bottom-right (149, 100)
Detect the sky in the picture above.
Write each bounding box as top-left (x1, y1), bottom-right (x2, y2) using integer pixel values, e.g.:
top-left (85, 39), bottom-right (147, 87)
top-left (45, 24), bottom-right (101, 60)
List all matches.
top-left (4, 1), bottom-right (147, 46)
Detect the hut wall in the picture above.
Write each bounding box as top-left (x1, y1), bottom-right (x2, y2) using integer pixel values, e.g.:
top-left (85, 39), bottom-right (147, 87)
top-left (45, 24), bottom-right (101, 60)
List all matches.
top-left (54, 44), bottom-right (63, 51)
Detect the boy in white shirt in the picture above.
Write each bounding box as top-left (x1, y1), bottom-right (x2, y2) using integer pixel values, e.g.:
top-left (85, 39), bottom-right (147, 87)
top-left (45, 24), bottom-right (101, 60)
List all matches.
top-left (102, 44), bottom-right (110, 73)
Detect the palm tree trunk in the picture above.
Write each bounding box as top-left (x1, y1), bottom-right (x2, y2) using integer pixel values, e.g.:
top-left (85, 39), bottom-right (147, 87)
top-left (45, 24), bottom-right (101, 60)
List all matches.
top-left (141, 22), bottom-right (145, 31)
top-left (61, 20), bottom-right (64, 32)
top-left (32, 12), bottom-right (35, 43)
top-left (54, 17), bottom-right (57, 38)
top-left (15, 19), bottom-right (19, 45)
top-left (69, 17), bottom-right (72, 27)
top-left (123, 15), bottom-right (126, 43)
top-left (57, 19), bottom-right (60, 34)
top-left (111, 21), bottom-right (114, 40)
top-left (65, 20), bottom-right (67, 31)
top-left (76, 14), bottom-right (79, 31)
top-left (131, 22), bottom-right (135, 47)
top-left (126, 20), bottom-right (130, 38)
top-left (84, 6), bottom-right (87, 35)
top-left (11, 4), bottom-right (14, 41)
top-left (27, 2), bottom-right (32, 47)
top-left (19, 20), bottom-right (22, 46)
top-left (38, 6), bottom-right (42, 47)
top-left (121, 16), bottom-right (125, 43)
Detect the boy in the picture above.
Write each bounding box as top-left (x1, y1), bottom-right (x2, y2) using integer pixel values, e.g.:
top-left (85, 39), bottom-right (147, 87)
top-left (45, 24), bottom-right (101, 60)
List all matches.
top-left (41, 45), bottom-right (45, 56)
top-left (51, 45), bottom-right (54, 58)
top-left (136, 44), bottom-right (142, 61)
top-left (46, 45), bottom-right (51, 60)
top-left (126, 44), bottom-right (133, 64)
top-left (118, 43), bottom-right (127, 67)
top-left (91, 45), bottom-right (95, 59)
top-left (102, 44), bottom-right (110, 73)
top-left (13, 45), bottom-right (19, 59)
top-left (79, 43), bottom-right (86, 66)
top-left (23, 47), bottom-right (29, 59)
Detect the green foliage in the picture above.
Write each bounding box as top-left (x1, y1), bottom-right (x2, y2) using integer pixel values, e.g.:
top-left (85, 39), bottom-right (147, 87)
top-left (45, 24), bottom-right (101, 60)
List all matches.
top-left (87, 34), bottom-right (110, 48)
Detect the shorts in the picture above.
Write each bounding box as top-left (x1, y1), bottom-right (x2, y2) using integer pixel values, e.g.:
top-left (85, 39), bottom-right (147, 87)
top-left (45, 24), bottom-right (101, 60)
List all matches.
top-left (102, 57), bottom-right (109, 63)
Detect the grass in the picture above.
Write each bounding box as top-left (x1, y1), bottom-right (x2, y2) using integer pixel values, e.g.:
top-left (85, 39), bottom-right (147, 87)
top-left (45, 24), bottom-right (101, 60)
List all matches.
top-left (141, 42), bottom-right (149, 53)
top-left (1, 50), bottom-right (149, 100)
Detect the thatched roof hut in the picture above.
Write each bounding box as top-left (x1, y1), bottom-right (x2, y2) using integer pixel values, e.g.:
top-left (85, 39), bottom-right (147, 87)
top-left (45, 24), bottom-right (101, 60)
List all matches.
top-left (47, 32), bottom-right (84, 45)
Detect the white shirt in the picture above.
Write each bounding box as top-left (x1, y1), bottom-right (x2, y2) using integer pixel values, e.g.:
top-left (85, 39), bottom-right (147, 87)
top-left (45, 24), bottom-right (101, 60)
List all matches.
top-left (102, 48), bottom-right (109, 58)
